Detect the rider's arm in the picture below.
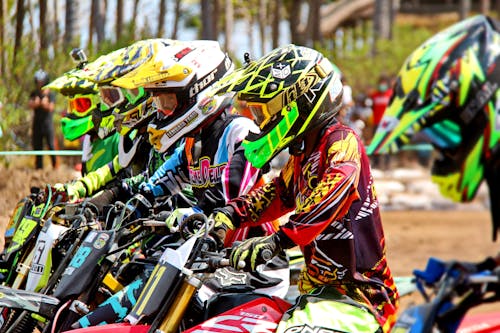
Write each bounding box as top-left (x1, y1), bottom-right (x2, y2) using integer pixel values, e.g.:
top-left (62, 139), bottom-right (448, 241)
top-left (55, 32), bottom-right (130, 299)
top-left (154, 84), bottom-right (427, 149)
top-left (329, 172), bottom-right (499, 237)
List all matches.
top-left (140, 143), bottom-right (188, 197)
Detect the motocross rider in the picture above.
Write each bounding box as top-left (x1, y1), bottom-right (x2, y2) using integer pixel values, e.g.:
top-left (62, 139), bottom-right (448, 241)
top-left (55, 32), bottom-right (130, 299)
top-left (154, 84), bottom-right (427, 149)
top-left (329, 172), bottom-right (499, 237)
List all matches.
top-left (212, 44), bottom-right (399, 332)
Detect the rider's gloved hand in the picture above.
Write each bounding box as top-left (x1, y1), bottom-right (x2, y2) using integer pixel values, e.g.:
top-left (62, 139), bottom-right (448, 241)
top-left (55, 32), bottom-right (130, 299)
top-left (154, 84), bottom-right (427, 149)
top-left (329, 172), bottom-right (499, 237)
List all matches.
top-left (229, 230), bottom-right (295, 271)
top-left (54, 181), bottom-right (86, 202)
top-left (164, 207), bottom-right (202, 233)
top-left (212, 207), bottom-right (237, 247)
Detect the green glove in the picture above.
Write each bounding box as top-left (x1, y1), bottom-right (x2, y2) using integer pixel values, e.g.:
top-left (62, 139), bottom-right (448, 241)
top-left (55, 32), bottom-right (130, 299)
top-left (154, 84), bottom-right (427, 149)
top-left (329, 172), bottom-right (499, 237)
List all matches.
top-left (230, 234), bottom-right (280, 271)
top-left (66, 181), bottom-right (87, 201)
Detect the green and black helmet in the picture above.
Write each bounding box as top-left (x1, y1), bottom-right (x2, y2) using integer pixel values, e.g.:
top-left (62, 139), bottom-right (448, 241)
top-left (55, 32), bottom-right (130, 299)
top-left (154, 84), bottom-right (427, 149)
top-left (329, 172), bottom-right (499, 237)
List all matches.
top-left (367, 15), bottom-right (500, 239)
top-left (214, 44), bottom-right (343, 169)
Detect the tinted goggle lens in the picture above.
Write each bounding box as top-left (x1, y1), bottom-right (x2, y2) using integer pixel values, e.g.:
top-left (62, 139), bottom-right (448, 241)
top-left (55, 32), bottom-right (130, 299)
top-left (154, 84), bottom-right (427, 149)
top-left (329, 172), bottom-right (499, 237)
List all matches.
top-left (124, 88), bottom-right (144, 105)
top-left (247, 102), bottom-right (271, 128)
top-left (100, 87), bottom-right (124, 108)
top-left (68, 96), bottom-right (94, 116)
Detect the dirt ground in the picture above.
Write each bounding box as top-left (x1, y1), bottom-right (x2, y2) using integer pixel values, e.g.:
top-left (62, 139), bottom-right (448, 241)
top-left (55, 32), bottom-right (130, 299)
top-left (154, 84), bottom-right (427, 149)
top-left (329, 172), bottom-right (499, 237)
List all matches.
top-left (0, 162), bottom-right (499, 316)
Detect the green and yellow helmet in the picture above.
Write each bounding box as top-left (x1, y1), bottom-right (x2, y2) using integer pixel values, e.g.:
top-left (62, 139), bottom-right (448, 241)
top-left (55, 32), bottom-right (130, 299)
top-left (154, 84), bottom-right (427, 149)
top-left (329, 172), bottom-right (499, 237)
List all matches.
top-left (214, 44), bottom-right (343, 169)
top-left (76, 39), bottom-right (170, 139)
top-left (45, 73), bottom-right (100, 141)
top-left (366, 15), bottom-right (500, 239)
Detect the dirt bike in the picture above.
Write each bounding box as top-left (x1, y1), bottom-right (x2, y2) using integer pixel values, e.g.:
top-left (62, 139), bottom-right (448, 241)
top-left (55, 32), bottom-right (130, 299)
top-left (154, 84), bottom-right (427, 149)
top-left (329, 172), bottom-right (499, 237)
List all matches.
top-left (64, 213), bottom-right (292, 333)
top-left (393, 256), bottom-right (500, 333)
top-left (0, 194), bottom-right (162, 333)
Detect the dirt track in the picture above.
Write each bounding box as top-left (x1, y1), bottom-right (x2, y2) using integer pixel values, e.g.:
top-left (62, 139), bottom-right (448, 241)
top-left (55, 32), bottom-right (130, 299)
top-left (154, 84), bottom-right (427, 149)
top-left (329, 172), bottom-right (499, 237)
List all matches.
top-left (0, 163), bottom-right (499, 316)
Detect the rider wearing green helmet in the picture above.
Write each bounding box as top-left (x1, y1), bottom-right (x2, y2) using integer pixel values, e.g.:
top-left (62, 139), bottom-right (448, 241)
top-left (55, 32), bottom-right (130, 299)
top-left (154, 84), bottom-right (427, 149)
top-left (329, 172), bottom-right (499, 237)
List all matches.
top-left (213, 44), bottom-right (399, 332)
top-left (367, 15), bottom-right (500, 240)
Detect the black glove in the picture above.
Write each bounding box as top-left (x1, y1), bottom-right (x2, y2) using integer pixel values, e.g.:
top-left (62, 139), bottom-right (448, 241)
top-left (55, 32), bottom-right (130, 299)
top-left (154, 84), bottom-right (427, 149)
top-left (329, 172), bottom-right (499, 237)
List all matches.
top-left (212, 206), bottom-right (238, 247)
top-left (229, 230), bottom-right (295, 271)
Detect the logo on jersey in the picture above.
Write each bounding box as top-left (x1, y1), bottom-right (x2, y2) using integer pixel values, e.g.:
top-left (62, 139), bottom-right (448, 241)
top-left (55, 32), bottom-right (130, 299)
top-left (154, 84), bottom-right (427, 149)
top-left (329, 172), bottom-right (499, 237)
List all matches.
top-left (189, 157), bottom-right (226, 188)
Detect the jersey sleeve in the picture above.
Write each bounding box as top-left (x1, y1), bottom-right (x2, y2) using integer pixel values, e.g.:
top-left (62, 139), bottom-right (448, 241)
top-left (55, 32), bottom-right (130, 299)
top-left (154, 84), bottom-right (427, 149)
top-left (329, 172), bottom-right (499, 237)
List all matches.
top-left (280, 131), bottom-right (362, 246)
top-left (142, 143), bottom-right (189, 197)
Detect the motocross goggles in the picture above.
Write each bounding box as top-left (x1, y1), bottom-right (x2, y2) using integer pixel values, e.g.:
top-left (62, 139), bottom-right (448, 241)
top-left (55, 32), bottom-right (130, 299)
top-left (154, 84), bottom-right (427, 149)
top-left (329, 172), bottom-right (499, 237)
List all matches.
top-left (239, 99), bottom-right (281, 130)
top-left (100, 86), bottom-right (146, 109)
top-left (99, 86), bottom-right (126, 109)
top-left (68, 94), bottom-right (99, 117)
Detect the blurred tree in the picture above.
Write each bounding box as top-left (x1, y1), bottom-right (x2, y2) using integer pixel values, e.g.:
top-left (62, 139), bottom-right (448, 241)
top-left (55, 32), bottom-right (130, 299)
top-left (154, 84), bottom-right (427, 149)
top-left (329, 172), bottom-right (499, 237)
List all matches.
top-left (39, 0), bottom-right (48, 66)
top-left (88, 0), bottom-right (106, 51)
top-left (480, 0), bottom-right (491, 14)
top-left (117, 0), bottom-right (124, 41)
top-left (224, 0), bottom-right (234, 54)
top-left (64, 0), bottom-right (76, 48)
top-left (459, 0), bottom-right (471, 19)
top-left (288, 0), bottom-right (304, 45)
top-left (258, 0), bottom-right (266, 56)
top-left (0, 0), bottom-right (5, 75)
top-left (201, 0), bottom-right (217, 39)
top-left (172, 0), bottom-right (181, 38)
top-left (271, 0), bottom-right (280, 49)
top-left (131, 0), bottom-right (140, 39)
top-left (52, 0), bottom-right (60, 52)
top-left (306, 0), bottom-right (321, 46)
top-left (13, 0), bottom-right (25, 67)
top-left (157, 0), bottom-right (166, 37)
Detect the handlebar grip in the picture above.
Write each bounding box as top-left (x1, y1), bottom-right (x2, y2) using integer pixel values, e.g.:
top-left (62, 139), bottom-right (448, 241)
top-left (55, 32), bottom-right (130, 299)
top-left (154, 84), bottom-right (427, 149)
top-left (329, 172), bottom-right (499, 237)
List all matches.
top-left (208, 258), bottom-right (245, 269)
top-left (261, 249), bottom-right (273, 261)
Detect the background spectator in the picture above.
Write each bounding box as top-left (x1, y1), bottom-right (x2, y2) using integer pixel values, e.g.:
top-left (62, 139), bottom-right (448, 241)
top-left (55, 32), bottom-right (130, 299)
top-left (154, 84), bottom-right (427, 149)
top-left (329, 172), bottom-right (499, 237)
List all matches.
top-left (368, 74), bottom-right (393, 169)
top-left (28, 69), bottom-right (57, 169)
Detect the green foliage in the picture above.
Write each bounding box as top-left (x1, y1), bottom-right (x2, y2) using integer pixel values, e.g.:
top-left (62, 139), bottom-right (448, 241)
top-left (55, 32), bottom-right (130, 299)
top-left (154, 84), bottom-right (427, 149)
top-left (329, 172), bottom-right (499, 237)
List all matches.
top-left (322, 23), bottom-right (435, 94)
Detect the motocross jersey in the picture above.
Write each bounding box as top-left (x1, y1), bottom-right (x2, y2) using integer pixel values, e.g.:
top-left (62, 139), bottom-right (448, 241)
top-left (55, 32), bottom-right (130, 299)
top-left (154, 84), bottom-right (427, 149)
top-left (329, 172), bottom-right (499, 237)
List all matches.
top-left (143, 109), bottom-right (279, 241)
top-left (81, 133), bottom-right (120, 175)
top-left (69, 132), bottom-right (170, 200)
top-left (227, 122), bottom-right (399, 332)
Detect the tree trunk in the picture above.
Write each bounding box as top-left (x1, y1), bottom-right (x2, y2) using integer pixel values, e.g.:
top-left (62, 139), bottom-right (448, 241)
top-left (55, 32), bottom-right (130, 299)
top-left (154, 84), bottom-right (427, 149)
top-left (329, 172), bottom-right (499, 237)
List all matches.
top-left (157, 0), bottom-right (166, 37)
top-left (0, 0), bottom-right (5, 76)
top-left (480, 0), bottom-right (490, 14)
top-left (288, 0), bottom-right (304, 45)
top-left (94, 0), bottom-right (106, 46)
top-left (245, 4), bottom-right (255, 56)
top-left (224, 0), bottom-right (234, 54)
top-left (271, 0), bottom-right (280, 49)
top-left (116, 0), bottom-right (123, 41)
top-left (306, 0), bottom-right (322, 47)
top-left (39, 0), bottom-right (48, 66)
top-left (52, 0), bottom-right (59, 52)
top-left (258, 0), bottom-right (266, 55)
top-left (201, 0), bottom-right (215, 39)
top-left (13, 0), bottom-right (25, 67)
top-left (459, 0), bottom-right (470, 20)
top-left (131, 0), bottom-right (140, 39)
top-left (88, 0), bottom-right (95, 51)
top-left (212, 0), bottom-right (219, 39)
top-left (171, 0), bottom-right (181, 38)
top-left (64, 0), bottom-right (77, 48)
top-left (373, 0), bottom-right (392, 40)
top-left (27, 0), bottom-right (37, 46)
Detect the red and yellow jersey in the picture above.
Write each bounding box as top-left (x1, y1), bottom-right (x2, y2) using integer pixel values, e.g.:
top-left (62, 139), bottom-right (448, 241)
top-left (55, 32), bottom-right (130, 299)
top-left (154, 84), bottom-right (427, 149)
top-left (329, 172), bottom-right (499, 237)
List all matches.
top-left (228, 122), bottom-right (399, 331)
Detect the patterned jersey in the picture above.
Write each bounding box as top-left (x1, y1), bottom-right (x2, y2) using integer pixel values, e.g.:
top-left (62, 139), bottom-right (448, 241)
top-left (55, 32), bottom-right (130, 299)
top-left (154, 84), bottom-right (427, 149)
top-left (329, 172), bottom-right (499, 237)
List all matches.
top-left (143, 110), bottom-right (278, 241)
top-left (227, 122), bottom-right (399, 332)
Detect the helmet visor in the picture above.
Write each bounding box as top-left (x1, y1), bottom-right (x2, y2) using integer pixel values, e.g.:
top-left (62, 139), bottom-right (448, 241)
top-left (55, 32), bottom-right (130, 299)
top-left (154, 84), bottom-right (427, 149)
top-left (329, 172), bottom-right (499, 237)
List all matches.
top-left (99, 86), bottom-right (125, 109)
